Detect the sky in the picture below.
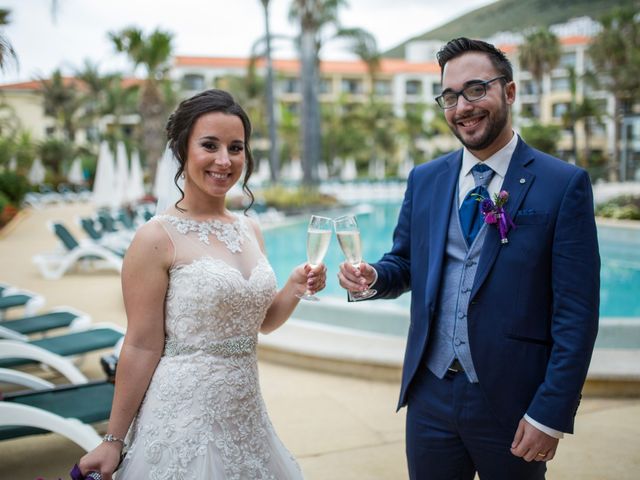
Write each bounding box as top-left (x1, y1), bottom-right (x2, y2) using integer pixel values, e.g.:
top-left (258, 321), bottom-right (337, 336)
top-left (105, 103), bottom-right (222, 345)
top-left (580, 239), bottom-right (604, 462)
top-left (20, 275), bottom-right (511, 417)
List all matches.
top-left (0, 0), bottom-right (496, 83)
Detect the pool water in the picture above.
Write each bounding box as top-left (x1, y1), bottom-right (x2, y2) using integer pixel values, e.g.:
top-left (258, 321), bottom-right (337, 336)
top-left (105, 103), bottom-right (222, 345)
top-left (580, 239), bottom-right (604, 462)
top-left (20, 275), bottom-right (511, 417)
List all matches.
top-left (263, 202), bottom-right (640, 318)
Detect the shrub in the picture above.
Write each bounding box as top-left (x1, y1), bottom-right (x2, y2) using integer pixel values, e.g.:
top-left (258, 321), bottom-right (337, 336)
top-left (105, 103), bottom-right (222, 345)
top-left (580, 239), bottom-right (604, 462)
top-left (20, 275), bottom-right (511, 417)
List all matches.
top-left (596, 195), bottom-right (640, 220)
top-left (0, 171), bottom-right (31, 205)
top-left (520, 122), bottom-right (562, 154)
top-left (259, 185), bottom-right (338, 213)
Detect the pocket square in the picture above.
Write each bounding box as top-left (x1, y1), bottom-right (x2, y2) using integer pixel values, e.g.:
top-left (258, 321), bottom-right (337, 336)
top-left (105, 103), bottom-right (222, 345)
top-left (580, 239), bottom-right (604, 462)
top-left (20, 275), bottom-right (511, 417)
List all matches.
top-left (517, 208), bottom-right (537, 216)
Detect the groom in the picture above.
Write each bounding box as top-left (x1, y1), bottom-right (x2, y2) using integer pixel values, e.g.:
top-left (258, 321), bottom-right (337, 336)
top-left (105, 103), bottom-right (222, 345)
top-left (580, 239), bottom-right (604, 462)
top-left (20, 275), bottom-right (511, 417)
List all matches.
top-left (338, 37), bottom-right (599, 479)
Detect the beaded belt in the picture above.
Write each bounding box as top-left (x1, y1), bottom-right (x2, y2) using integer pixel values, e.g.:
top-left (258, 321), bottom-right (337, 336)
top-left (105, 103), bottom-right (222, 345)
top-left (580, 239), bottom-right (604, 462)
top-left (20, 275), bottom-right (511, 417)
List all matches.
top-left (163, 336), bottom-right (256, 357)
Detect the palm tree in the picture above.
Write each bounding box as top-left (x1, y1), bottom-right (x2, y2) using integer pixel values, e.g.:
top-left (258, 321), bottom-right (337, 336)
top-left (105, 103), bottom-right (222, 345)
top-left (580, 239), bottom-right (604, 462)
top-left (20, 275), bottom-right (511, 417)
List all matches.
top-left (289, 0), bottom-right (347, 185)
top-left (39, 69), bottom-right (83, 142)
top-left (0, 9), bottom-right (17, 73)
top-left (561, 66), bottom-right (579, 165)
top-left (588, 6), bottom-right (640, 181)
top-left (110, 27), bottom-right (174, 183)
top-left (337, 27), bottom-right (380, 87)
top-left (259, 0), bottom-right (280, 183)
top-left (518, 28), bottom-right (560, 118)
top-left (559, 68), bottom-right (607, 169)
top-left (401, 103), bottom-right (429, 166)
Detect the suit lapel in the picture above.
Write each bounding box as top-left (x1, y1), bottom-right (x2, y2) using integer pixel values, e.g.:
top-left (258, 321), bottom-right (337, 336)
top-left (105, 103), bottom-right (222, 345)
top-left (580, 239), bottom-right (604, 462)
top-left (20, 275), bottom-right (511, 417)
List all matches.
top-left (471, 139), bottom-right (535, 299)
top-left (425, 151), bottom-right (461, 304)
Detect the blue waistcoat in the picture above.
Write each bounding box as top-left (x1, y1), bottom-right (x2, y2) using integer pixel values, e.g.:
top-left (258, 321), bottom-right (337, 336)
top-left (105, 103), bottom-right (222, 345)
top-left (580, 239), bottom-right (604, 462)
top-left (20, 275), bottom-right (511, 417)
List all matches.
top-left (423, 190), bottom-right (488, 382)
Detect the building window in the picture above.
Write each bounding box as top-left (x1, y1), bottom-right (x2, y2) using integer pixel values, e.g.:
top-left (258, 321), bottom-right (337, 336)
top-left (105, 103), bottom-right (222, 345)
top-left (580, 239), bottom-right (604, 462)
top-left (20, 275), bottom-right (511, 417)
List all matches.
top-left (374, 79), bottom-right (392, 96)
top-left (431, 82), bottom-right (442, 97)
top-left (182, 74), bottom-right (205, 91)
top-left (406, 80), bottom-right (422, 96)
top-left (520, 103), bottom-right (539, 119)
top-left (520, 80), bottom-right (539, 96)
top-left (560, 52), bottom-right (577, 69)
top-left (341, 78), bottom-right (363, 95)
top-left (86, 126), bottom-right (99, 142)
top-left (552, 102), bottom-right (569, 119)
top-left (282, 78), bottom-right (300, 94)
top-left (551, 76), bottom-right (570, 92)
top-left (320, 77), bottom-right (332, 94)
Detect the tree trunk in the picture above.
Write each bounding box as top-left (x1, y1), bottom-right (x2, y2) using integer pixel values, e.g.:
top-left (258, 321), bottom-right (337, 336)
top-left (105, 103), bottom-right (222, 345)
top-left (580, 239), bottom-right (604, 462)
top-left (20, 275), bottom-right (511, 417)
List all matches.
top-left (262, 2), bottom-right (279, 183)
top-left (140, 80), bottom-right (166, 186)
top-left (583, 122), bottom-right (592, 169)
top-left (609, 97), bottom-right (621, 182)
top-left (570, 122), bottom-right (577, 165)
top-left (299, 29), bottom-right (320, 186)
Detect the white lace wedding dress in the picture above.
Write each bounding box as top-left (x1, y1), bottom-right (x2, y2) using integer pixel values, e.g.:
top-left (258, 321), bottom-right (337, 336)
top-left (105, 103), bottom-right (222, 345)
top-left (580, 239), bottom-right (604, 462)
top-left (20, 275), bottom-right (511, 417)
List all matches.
top-left (115, 213), bottom-right (303, 480)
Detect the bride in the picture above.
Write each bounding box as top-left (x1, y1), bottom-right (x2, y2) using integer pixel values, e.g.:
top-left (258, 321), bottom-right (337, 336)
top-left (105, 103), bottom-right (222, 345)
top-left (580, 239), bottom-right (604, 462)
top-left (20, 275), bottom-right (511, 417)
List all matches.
top-left (78, 89), bottom-right (326, 479)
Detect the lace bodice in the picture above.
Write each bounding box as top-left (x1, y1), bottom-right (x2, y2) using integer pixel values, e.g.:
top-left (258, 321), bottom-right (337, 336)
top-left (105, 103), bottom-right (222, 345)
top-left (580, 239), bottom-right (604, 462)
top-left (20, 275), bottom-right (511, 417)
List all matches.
top-left (156, 213), bottom-right (277, 348)
top-left (115, 213), bottom-right (302, 480)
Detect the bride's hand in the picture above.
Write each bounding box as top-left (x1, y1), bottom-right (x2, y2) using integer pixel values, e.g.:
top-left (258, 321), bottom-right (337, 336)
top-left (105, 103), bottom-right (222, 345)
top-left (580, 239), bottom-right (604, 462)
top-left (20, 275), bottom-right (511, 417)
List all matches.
top-left (78, 442), bottom-right (122, 480)
top-left (292, 263), bottom-right (327, 296)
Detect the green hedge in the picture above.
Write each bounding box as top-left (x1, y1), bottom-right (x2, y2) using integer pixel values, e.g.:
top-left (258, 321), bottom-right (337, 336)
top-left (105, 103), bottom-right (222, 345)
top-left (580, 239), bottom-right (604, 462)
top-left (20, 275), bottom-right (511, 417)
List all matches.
top-left (0, 171), bottom-right (30, 206)
top-left (596, 195), bottom-right (640, 220)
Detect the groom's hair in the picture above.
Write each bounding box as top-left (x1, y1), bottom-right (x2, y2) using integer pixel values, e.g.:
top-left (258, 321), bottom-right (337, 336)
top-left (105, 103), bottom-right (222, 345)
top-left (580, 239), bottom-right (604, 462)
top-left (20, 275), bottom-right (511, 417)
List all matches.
top-left (436, 38), bottom-right (513, 82)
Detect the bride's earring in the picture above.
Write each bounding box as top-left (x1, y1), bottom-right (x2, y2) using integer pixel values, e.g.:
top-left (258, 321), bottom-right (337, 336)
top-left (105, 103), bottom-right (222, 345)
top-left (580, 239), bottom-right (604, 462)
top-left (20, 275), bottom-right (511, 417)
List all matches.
top-left (180, 173), bottom-right (185, 179)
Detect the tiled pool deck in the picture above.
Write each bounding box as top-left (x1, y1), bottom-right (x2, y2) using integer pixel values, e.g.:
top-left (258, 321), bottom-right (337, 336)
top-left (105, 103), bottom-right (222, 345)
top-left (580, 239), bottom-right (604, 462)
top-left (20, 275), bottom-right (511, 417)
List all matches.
top-left (1, 203), bottom-right (639, 479)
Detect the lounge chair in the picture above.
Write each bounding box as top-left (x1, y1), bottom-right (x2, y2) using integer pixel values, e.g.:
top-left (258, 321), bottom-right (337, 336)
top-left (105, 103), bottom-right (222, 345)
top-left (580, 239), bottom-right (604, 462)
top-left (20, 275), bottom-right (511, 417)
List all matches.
top-left (97, 210), bottom-right (135, 241)
top-left (135, 203), bottom-right (155, 223)
top-left (0, 324), bottom-right (124, 370)
top-left (0, 287), bottom-right (45, 320)
top-left (32, 221), bottom-right (124, 279)
top-left (0, 339), bottom-right (90, 384)
top-left (77, 217), bottom-right (129, 253)
top-left (0, 306), bottom-right (91, 341)
top-left (0, 370), bottom-right (114, 451)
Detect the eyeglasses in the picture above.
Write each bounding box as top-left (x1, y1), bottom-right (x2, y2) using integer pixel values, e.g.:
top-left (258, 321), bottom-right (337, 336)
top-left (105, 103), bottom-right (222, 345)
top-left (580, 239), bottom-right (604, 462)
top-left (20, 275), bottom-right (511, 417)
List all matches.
top-left (435, 76), bottom-right (506, 109)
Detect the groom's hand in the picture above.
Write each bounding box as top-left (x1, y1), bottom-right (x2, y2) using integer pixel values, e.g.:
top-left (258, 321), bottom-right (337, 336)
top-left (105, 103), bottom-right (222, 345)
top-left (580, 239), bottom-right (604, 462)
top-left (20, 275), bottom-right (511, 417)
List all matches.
top-left (510, 418), bottom-right (559, 462)
top-left (337, 261), bottom-right (376, 292)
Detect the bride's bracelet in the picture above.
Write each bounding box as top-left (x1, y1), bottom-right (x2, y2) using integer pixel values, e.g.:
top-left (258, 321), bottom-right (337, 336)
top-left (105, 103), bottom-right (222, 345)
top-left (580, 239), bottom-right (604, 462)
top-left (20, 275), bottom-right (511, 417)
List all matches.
top-left (103, 433), bottom-right (127, 447)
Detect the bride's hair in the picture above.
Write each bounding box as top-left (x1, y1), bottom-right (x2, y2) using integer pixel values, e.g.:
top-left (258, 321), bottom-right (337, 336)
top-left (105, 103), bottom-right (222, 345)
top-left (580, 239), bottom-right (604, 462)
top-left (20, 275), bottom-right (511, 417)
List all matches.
top-left (166, 89), bottom-right (255, 212)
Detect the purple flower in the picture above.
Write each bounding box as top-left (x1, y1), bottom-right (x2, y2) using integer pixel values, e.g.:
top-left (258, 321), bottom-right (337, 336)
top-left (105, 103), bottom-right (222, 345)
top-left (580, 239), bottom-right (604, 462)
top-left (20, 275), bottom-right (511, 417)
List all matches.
top-left (480, 198), bottom-right (494, 214)
top-left (474, 190), bottom-right (515, 244)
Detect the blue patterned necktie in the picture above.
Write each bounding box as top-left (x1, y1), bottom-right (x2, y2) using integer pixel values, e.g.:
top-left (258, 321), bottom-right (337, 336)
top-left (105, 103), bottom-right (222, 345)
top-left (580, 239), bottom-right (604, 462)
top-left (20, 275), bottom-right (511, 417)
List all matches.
top-left (459, 163), bottom-right (495, 246)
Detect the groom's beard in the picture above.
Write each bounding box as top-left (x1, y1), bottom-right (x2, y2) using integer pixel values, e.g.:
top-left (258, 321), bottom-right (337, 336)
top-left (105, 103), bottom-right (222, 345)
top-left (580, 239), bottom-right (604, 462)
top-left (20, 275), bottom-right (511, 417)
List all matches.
top-left (450, 96), bottom-right (510, 152)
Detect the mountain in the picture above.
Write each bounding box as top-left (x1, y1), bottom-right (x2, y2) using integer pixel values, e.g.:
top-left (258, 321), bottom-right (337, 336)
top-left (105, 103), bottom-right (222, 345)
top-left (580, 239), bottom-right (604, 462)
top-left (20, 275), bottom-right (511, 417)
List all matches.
top-left (384, 0), bottom-right (637, 58)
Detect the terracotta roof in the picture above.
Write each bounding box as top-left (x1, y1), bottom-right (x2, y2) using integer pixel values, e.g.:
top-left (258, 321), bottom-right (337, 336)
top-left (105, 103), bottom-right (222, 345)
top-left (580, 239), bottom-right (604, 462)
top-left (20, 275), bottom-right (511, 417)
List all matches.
top-left (498, 34), bottom-right (591, 55)
top-left (0, 76), bottom-right (142, 91)
top-left (175, 56), bottom-right (440, 75)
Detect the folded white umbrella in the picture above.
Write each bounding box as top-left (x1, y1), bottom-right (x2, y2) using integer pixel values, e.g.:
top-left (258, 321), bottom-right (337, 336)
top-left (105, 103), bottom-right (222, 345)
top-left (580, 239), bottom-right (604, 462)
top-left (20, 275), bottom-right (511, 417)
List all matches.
top-left (127, 150), bottom-right (145, 204)
top-left (92, 141), bottom-right (115, 208)
top-left (27, 158), bottom-right (46, 185)
top-left (67, 158), bottom-right (84, 185)
top-left (112, 142), bottom-right (129, 209)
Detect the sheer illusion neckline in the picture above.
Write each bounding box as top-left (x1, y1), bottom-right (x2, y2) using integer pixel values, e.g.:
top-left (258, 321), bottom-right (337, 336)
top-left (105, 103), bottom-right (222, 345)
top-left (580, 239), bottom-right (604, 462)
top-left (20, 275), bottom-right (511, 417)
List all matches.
top-left (156, 212), bottom-right (250, 252)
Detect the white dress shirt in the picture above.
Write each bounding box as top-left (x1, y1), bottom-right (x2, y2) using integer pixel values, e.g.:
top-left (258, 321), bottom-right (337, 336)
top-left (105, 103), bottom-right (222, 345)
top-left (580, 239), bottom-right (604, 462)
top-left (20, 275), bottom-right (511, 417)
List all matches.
top-left (458, 130), bottom-right (517, 205)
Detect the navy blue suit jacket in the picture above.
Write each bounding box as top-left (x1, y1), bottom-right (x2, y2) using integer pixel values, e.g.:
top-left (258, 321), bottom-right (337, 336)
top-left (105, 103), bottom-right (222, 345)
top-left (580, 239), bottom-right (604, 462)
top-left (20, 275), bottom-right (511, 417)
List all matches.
top-left (371, 138), bottom-right (600, 434)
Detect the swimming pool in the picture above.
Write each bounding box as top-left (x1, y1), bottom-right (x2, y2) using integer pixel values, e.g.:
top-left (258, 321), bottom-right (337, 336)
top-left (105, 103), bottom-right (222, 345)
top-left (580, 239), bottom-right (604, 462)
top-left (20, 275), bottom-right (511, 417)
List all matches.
top-left (263, 201), bottom-right (640, 319)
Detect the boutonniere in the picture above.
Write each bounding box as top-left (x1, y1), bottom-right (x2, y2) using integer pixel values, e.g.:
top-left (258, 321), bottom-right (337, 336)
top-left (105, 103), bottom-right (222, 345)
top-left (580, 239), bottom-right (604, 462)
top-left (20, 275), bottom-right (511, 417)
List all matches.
top-left (474, 190), bottom-right (516, 244)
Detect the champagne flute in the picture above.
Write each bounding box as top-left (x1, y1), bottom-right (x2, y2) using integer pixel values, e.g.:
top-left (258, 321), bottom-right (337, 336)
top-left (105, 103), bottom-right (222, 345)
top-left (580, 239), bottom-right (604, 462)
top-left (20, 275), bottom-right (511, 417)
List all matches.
top-left (334, 214), bottom-right (377, 301)
top-left (297, 215), bottom-right (333, 301)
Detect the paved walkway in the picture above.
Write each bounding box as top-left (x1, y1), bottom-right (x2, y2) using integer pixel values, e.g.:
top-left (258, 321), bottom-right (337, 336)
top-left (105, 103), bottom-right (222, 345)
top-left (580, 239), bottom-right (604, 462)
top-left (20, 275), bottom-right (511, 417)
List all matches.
top-left (1, 203), bottom-right (639, 479)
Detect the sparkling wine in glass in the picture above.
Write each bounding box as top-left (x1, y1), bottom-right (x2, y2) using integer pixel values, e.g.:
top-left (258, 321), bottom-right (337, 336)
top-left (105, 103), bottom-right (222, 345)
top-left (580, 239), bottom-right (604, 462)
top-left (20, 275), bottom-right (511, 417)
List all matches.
top-left (297, 215), bottom-right (333, 301)
top-left (334, 215), bottom-right (377, 301)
